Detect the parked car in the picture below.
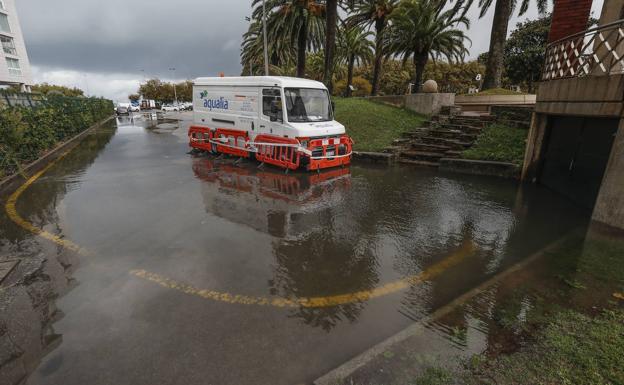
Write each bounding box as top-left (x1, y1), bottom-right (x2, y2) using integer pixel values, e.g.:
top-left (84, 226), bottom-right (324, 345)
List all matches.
top-left (129, 102), bottom-right (140, 112)
top-left (116, 103), bottom-right (131, 115)
top-left (161, 104), bottom-right (180, 112)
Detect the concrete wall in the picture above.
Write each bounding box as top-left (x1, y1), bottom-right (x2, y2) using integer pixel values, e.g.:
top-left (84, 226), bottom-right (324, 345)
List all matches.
top-left (404, 93), bottom-right (454, 116)
top-left (592, 120), bottom-right (624, 228)
top-left (366, 93), bottom-right (455, 116)
top-left (535, 75), bottom-right (624, 117)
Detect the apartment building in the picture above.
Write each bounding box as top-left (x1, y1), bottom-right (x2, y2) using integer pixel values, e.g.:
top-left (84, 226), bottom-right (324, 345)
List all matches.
top-left (0, 0), bottom-right (32, 91)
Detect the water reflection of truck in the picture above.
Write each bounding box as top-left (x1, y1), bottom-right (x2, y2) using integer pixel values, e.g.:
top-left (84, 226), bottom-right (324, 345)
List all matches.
top-left (192, 159), bottom-right (351, 238)
top-left (188, 77), bottom-right (353, 171)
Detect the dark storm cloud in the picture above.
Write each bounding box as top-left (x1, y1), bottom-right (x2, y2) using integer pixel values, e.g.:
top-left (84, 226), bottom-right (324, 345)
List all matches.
top-left (16, 0), bottom-right (251, 78)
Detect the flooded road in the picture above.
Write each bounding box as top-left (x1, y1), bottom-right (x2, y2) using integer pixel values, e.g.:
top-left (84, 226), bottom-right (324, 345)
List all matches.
top-left (0, 113), bottom-right (590, 385)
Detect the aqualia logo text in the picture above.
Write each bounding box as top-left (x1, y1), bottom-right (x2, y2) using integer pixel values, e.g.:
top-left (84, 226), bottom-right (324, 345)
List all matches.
top-left (200, 92), bottom-right (229, 111)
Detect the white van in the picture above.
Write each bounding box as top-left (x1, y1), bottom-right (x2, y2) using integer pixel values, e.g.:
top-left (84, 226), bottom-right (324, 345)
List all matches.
top-left (189, 76), bottom-right (352, 171)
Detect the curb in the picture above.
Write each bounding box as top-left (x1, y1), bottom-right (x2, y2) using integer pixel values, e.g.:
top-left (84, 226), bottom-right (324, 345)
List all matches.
top-left (0, 115), bottom-right (115, 193)
top-left (352, 151), bottom-right (395, 164)
top-left (313, 231), bottom-right (578, 385)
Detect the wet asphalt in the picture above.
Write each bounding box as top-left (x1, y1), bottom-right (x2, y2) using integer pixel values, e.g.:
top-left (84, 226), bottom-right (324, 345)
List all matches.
top-left (0, 112), bottom-right (589, 385)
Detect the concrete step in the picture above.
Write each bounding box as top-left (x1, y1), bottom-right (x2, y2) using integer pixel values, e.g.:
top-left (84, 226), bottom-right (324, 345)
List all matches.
top-left (419, 136), bottom-right (473, 149)
top-left (397, 158), bottom-right (440, 168)
top-left (445, 150), bottom-right (464, 158)
top-left (409, 142), bottom-right (452, 152)
top-left (428, 129), bottom-right (477, 141)
top-left (400, 150), bottom-right (446, 162)
top-left (439, 123), bottom-right (482, 133)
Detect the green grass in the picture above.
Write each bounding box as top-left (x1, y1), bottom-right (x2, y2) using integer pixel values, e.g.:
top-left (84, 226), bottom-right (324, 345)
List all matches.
top-left (461, 88), bottom-right (525, 96)
top-left (467, 309), bottom-right (624, 385)
top-left (334, 98), bottom-right (427, 152)
top-left (462, 124), bottom-right (528, 165)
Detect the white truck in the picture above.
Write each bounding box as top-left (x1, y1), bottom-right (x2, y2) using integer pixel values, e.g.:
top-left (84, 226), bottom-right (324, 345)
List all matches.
top-left (188, 76), bottom-right (352, 171)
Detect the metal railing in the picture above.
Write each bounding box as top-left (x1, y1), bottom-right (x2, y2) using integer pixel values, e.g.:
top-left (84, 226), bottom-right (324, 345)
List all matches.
top-left (542, 19), bottom-right (624, 81)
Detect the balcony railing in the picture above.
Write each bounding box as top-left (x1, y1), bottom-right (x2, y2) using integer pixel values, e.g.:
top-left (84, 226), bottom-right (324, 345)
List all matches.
top-left (542, 19), bottom-right (624, 81)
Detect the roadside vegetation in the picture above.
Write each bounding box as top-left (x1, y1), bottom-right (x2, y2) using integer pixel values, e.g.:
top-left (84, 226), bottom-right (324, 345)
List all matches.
top-left (0, 95), bottom-right (113, 179)
top-left (412, 235), bottom-right (624, 385)
top-left (334, 98), bottom-right (425, 152)
top-left (462, 124), bottom-right (528, 165)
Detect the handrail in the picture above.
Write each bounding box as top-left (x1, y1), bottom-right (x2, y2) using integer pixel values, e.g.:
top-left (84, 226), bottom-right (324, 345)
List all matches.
top-left (542, 19), bottom-right (624, 81)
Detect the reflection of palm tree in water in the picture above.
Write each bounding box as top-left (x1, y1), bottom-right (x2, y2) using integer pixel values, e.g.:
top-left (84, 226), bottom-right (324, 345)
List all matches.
top-left (269, 223), bottom-right (379, 332)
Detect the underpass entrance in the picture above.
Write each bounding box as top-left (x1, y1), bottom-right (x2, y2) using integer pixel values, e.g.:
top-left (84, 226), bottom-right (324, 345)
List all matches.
top-left (539, 116), bottom-right (618, 209)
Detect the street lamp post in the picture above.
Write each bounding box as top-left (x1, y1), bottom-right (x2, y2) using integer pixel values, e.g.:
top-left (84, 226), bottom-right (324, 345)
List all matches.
top-left (262, 0), bottom-right (269, 76)
top-left (169, 67), bottom-right (178, 106)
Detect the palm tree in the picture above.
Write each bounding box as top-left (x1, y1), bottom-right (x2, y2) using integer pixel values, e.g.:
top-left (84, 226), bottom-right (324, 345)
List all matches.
top-left (479, 0), bottom-right (549, 90)
top-left (242, 0), bottom-right (326, 77)
top-left (337, 25), bottom-right (374, 96)
top-left (323, 0), bottom-right (339, 92)
top-left (347, 0), bottom-right (398, 96)
top-left (385, 0), bottom-right (470, 93)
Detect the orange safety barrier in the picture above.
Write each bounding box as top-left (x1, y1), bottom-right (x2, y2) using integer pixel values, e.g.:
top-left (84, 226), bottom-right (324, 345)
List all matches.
top-left (188, 126), bottom-right (213, 152)
top-left (212, 128), bottom-right (251, 158)
top-left (254, 134), bottom-right (301, 170)
top-left (305, 135), bottom-right (353, 171)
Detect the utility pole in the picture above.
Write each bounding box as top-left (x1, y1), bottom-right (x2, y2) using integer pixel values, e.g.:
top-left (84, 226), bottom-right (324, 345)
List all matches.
top-left (169, 67), bottom-right (178, 106)
top-left (262, 0), bottom-right (269, 76)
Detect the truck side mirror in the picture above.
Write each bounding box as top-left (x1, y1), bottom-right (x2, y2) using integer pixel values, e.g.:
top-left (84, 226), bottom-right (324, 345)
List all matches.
top-left (331, 101), bottom-right (336, 112)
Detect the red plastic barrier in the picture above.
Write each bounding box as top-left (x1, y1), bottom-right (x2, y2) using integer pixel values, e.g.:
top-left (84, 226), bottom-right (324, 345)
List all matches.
top-left (254, 135), bottom-right (301, 170)
top-left (188, 126), bottom-right (213, 152)
top-left (213, 128), bottom-right (251, 158)
top-left (305, 135), bottom-right (353, 171)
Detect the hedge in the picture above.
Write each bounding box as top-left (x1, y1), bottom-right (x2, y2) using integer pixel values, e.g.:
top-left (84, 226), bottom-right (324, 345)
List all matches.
top-left (0, 95), bottom-right (113, 178)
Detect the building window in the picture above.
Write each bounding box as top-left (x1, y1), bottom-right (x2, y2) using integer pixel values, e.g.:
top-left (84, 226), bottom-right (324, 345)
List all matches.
top-left (6, 57), bottom-right (21, 76)
top-left (0, 14), bottom-right (9, 33)
top-left (1, 35), bottom-right (16, 55)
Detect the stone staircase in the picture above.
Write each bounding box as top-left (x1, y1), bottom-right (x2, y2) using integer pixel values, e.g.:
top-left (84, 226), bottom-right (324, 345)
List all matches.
top-left (387, 113), bottom-right (496, 167)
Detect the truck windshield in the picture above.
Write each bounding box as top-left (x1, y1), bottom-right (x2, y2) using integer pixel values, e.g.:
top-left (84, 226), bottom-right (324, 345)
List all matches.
top-left (284, 88), bottom-right (332, 122)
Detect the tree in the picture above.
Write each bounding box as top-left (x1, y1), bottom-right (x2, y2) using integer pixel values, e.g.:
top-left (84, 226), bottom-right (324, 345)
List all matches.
top-left (30, 83), bottom-right (84, 97)
top-left (337, 25), bottom-right (374, 96)
top-left (504, 15), bottom-right (550, 93)
top-left (323, 0), bottom-right (339, 92)
top-left (347, 0), bottom-right (398, 96)
top-left (128, 94), bottom-right (140, 102)
top-left (385, 0), bottom-right (469, 93)
top-left (479, 0), bottom-right (549, 90)
top-left (242, 0), bottom-right (326, 77)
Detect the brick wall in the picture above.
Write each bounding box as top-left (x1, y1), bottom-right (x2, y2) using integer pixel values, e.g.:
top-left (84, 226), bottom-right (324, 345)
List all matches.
top-left (548, 0), bottom-right (593, 42)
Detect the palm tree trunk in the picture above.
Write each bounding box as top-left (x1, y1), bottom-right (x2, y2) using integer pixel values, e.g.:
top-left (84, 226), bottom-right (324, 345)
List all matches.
top-left (371, 17), bottom-right (386, 96)
top-left (413, 52), bottom-right (428, 93)
top-left (296, 19), bottom-right (307, 78)
top-left (345, 54), bottom-right (355, 97)
top-left (482, 0), bottom-right (512, 90)
top-left (323, 0), bottom-right (338, 93)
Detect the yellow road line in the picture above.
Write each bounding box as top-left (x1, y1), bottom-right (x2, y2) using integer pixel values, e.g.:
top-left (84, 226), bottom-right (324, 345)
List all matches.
top-left (130, 240), bottom-right (476, 308)
top-left (5, 150), bottom-right (86, 255)
top-left (4, 139), bottom-right (476, 308)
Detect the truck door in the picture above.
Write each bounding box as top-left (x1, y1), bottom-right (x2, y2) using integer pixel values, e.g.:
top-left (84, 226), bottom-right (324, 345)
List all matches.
top-left (259, 88), bottom-right (286, 137)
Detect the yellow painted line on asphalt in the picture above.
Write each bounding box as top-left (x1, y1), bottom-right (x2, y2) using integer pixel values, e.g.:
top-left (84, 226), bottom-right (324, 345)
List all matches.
top-left (4, 139), bottom-right (476, 308)
top-left (5, 150), bottom-right (86, 255)
top-left (130, 240), bottom-right (476, 308)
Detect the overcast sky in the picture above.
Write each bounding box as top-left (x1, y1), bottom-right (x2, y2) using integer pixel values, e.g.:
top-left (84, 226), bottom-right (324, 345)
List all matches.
top-left (16, 0), bottom-right (605, 102)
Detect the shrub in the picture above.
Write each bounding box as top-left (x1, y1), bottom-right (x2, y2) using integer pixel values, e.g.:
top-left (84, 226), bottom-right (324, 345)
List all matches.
top-left (0, 95), bottom-right (113, 178)
top-left (334, 76), bottom-right (373, 97)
